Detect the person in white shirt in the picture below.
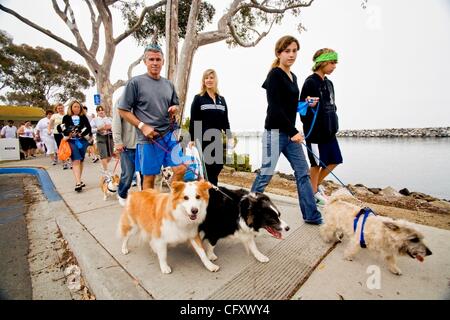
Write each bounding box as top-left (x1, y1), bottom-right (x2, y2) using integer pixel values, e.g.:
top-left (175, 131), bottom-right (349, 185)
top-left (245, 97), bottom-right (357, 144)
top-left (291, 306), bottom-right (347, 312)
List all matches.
top-left (17, 121), bottom-right (37, 158)
top-left (48, 102), bottom-right (71, 169)
top-left (0, 120), bottom-right (17, 138)
top-left (36, 110), bottom-right (58, 165)
top-left (90, 105), bottom-right (114, 174)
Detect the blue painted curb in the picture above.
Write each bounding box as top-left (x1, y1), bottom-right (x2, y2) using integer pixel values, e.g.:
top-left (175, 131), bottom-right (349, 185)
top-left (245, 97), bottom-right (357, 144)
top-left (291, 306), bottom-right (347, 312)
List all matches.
top-left (0, 167), bottom-right (62, 202)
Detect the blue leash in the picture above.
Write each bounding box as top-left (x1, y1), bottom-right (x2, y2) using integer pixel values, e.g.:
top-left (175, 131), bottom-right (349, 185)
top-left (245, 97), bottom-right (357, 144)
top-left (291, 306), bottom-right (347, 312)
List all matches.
top-left (301, 141), bottom-right (350, 192)
top-left (298, 101), bottom-right (320, 140)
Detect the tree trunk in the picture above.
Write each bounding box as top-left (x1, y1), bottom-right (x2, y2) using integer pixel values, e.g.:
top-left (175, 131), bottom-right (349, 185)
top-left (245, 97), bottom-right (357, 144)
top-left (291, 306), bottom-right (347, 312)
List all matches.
top-left (174, 0), bottom-right (201, 121)
top-left (165, 0), bottom-right (178, 81)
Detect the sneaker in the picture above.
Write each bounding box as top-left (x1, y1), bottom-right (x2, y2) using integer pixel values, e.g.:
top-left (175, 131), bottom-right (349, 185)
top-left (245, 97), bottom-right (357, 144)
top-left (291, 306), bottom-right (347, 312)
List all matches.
top-left (52, 160), bottom-right (57, 165)
top-left (75, 183), bottom-right (82, 192)
top-left (131, 180), bottom-right (137, 187)
top-left (304, 218), bottom-right (323, 225)
top-left (314, 192), bottom-right (327, 207)
top-left (63, 163), bottom-right (69, 170)
top-left (93, 157), bottom-right (99, 163)
top-left (318, 185), bottom-right (327, 197)
top-left (117, 195), bottom-right (127, 207)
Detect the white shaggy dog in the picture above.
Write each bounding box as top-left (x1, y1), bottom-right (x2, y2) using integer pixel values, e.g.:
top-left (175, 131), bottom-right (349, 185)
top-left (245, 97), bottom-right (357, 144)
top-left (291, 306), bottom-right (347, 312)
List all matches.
top-left (320, 189), bottom-right (432, 275)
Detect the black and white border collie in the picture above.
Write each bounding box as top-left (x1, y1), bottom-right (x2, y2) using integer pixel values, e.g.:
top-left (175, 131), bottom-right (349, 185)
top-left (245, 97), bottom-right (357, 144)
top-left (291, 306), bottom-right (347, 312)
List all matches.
top-left (199, 187), bottom-right (290, 263)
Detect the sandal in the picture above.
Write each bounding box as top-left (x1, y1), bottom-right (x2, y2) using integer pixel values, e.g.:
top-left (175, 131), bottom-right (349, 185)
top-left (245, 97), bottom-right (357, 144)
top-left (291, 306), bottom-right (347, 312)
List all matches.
top-left (80, 182), bottom-right (86, 188)
top-left (75, 183), bottom-right (82, 192)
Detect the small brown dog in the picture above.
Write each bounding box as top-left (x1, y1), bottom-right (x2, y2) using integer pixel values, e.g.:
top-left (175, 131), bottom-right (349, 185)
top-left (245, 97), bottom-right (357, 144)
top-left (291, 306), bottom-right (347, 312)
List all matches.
top-left (100, 174), bottom-right (120, 200)
top-left (320, 189), bottom-right (432, 275)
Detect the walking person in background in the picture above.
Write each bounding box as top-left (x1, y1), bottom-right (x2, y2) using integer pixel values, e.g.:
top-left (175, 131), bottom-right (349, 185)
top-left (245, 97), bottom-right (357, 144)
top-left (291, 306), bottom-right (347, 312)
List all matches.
top-left (48, 102), bottom-right (70, 169)
top-left (189, 69), bottom-right (233, 185)
top-left (251, 35), bottom-right (322, 225)
top-left (118, 44), bottom-right (185, 190)
top-left (17, 121), bottom-right (37, 159)
top-left (59, 99), bottom-right (92, 192)
top-left (1, 120), bottom-right (17, 138)
top-left (84, 106), bottom-right (99, 163)
top-left (300, 48), bottom-right (342, 206)
top-left (90, 105), bottom-right (114, 175)
top-left (35, 110), bottom-right (58, 165)
top-left (112, 100), bottom-right (137, 206)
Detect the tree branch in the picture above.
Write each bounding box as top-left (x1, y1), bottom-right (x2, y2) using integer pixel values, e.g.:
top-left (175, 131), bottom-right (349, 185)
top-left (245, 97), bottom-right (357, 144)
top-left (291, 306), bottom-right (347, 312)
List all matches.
top-left (237, 0), bottom-right (315, 15)
top-left (84, 0), bottom-right (102, 54)
top-left (52, 0), bottom-right (90, 55)
top-left (112, 54), bottom-right (143, 91)
top-left (114, 0), bottom-right (167, 46)
top-left (0, 3), bottom-right (89, 59)
top-left (227, 14), bottom-right (276, 47)
top-left (197, 0), bottom-right (243, 47)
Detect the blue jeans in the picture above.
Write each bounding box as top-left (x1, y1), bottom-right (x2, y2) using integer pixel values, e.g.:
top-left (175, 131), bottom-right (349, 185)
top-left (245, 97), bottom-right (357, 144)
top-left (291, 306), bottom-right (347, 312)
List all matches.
top-left (118, 148), bottom-right (136, 199)
top-left (251, 130), bottom-right (322, 223)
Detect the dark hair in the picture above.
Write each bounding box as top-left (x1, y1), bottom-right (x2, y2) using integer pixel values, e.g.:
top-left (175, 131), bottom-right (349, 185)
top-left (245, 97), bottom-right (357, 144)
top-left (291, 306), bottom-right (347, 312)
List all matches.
top-left (45, 110), bottom-right (54, 116)
top-left (96, 105), bottom-right (104, 112)
top-left (271, 35), bottom-right (300, 69)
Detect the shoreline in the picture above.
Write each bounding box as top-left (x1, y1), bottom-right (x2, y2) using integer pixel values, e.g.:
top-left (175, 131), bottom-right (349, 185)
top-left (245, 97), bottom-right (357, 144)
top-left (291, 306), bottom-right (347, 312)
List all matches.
top-left (219, 167), bottom-right (450, 231)
top-left (234, 127), bottom-right (450, 138)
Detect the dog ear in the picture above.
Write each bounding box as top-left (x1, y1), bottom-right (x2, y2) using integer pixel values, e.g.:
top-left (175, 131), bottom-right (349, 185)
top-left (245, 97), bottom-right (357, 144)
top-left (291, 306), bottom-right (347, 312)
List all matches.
top-left (171, 181), bottom-right (185, 193)
top-left (383, 221), bottom-right (400, 231)
top-left (197, 180), bottom-right (213, 191)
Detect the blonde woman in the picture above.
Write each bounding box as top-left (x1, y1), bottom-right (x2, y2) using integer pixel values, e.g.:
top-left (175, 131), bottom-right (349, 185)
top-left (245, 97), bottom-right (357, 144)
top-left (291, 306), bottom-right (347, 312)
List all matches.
top-left (188, 69), bottom-right (232, 185)
top-left (60, 99), bottom-right (92, 192)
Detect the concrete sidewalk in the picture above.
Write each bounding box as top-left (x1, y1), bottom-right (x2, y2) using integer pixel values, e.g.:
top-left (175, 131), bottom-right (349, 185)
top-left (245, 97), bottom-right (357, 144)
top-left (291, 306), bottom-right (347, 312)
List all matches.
top-left (2, 155), bottom-right (449, 300)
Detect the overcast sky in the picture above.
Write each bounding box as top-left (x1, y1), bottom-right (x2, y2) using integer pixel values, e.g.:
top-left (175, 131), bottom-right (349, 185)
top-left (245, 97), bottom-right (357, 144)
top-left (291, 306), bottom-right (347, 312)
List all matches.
top-left (1, 0), bottom-right (449, 130)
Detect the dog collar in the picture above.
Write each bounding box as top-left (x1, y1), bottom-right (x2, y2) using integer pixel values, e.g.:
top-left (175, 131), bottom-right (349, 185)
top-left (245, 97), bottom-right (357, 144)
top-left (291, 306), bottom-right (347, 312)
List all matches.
top-left (353, 207), bottom-right (376, 248)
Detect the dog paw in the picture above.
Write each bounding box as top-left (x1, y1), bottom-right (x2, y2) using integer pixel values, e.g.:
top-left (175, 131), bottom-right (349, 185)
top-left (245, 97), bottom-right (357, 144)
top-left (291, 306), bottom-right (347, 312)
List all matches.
top-left (256, 254), bottom-right (270, 263)
top-left (389, 266), bottom-right (402, 276)
top-left (343, 255), bottom-right (353, 261)
top-left (207, 263), bottom-right (220, 272)
top-left (121, 247), bottom-right (129, 255)
top-left (207, 253), bottom-right (218, 261)
top-left (160, 265), bottom-right (172, 274)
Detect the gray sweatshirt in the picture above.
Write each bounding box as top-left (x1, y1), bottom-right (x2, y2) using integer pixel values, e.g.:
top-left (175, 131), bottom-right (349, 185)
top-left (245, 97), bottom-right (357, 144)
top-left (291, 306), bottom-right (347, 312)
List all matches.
top-left (112, 103), bottom-right (137, 149)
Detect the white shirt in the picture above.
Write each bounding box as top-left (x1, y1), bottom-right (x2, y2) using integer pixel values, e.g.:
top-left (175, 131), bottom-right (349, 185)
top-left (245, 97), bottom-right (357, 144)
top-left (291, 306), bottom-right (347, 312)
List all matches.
top-left (1, 125), bottom-right (17, 138)
top-left (35, 117), bottom-right (51, 138)
top-left (91, 116), bottom-right (112, 135)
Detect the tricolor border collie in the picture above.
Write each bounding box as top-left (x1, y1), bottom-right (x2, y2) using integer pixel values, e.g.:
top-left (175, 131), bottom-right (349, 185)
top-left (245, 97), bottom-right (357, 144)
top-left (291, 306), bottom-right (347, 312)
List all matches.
top-left (200, 187), bottom-right (290, 263)
top-left (118, 180), bottom-right (219, 274)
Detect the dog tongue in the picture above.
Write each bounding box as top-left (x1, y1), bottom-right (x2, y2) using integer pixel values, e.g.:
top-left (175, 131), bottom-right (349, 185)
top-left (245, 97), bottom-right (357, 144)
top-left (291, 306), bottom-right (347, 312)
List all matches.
top-left (265, 227), bottom-right (282, 240)
top-left (416, 255), bottom-right (424, 262)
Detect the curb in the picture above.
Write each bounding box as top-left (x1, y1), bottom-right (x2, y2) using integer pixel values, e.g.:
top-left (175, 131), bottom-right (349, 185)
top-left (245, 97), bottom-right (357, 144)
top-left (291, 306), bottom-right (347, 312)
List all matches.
top-left (0, 166), bottom-right (62, 202)
top-left (53, 200), bottom-right (153, 300)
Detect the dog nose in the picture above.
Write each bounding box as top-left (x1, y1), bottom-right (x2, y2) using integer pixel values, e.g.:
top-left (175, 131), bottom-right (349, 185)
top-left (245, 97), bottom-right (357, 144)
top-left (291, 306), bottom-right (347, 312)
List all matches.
top-left (191, 208), bottom-right (198, 215)
top-left (285, 226), bottom-right (290, 231)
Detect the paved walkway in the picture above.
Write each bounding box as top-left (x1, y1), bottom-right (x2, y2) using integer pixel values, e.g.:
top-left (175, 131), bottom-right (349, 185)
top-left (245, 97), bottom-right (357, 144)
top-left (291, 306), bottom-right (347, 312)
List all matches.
top-left (1, 155), bottom-right (449, 300)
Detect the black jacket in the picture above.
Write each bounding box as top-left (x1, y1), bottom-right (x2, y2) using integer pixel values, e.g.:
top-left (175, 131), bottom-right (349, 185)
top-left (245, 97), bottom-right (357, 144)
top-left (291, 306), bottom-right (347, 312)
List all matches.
top-left (60, 114), bottom-right (92, 138)
top-left (300, 73), bottom-right (339, 143)
top-left (262, 67), bottom-right (299, 137)
top-left (189, 93), bottom-right (231, 142)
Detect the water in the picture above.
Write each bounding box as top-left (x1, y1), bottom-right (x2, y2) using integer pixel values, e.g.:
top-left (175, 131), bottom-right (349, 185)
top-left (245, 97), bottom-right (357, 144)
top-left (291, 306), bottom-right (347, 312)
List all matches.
top-left (234, 136), bottom-right (450, 200)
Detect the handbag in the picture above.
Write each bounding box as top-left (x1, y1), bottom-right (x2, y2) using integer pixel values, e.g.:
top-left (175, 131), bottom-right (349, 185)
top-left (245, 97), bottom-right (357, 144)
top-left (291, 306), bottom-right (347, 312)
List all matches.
top-left (58, 139), bottom-right (72, 161)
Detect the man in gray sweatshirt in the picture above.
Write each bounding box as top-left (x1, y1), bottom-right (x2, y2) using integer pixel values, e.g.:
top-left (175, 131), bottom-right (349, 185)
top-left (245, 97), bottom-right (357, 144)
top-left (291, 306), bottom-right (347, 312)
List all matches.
top-left (112, 102), bottom-right (137, 206)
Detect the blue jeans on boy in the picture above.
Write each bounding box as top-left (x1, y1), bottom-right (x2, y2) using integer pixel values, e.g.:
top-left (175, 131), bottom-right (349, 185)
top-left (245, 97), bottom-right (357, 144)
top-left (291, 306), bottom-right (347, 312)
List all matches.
top-left (251, 130), bottom-right (322, 224)
top-left (118, 148), bottom-right (136, 199)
